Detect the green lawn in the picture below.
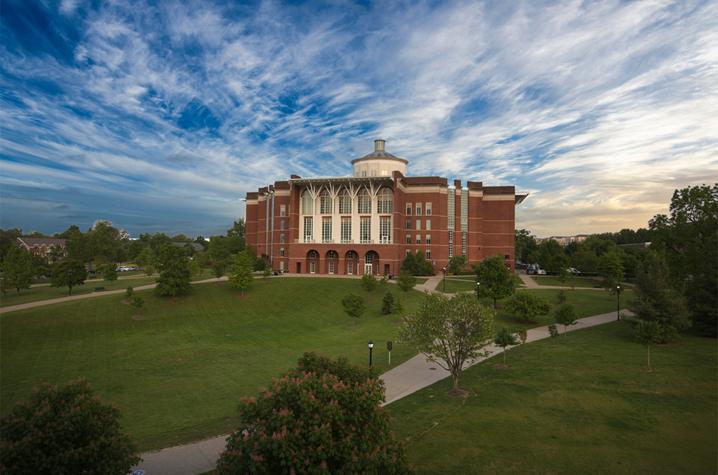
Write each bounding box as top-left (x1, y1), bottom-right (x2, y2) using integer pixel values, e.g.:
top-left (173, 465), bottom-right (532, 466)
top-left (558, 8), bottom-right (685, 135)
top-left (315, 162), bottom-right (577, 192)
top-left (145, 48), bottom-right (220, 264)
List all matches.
top-left (389, 322), bottom-right (718, 474)
top-left (0, 278), bottom-right (422, 452)
top-left (530, 275), bottom-right (636, 288)
top-left (436, 274), bottom-right (524, 293)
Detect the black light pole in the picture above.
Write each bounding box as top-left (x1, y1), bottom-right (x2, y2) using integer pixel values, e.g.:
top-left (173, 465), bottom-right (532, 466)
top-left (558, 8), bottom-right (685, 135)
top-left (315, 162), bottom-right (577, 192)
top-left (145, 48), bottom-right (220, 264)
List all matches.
top-left (477, 281), bottom-right (480, 302)
top-left (68, 270), bottom-right (72, 296)
top-left (443, 267), bottom-right (446, 293)
top-left (616, 284), bottom-right (620, 321)
top-left (368, 340), bottom-right (374, 366)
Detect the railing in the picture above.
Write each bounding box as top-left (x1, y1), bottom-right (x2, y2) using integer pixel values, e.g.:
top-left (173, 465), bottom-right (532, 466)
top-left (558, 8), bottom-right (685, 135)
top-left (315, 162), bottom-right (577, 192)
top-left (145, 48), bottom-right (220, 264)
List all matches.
top-left (294, 238), bottom-right (316, 244)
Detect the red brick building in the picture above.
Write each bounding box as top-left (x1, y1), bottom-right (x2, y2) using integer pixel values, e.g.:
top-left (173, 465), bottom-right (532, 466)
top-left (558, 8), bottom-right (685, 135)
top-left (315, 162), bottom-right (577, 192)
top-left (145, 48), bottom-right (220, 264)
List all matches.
top-left (245, 140), bottom-right (527, 275)
top-left (16, 237), bottom-right (68, 261)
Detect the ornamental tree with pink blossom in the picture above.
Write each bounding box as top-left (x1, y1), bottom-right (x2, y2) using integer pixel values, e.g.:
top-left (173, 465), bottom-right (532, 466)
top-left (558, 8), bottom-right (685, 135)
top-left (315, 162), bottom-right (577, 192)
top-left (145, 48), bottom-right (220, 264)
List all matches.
top-left (215, 352), bottom-right (416, 475)
top-left (0, 377), bottom-right (141, 474)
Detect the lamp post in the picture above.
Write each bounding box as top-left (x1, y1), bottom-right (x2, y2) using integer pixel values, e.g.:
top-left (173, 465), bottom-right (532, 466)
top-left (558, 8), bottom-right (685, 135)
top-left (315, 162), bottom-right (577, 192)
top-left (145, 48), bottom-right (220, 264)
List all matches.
top-left (368, 340), bottom-right (374, 366)
top-left (443, 267), bottom-right (446, 293)
top-left (68, 270), bottom-right (72, 296)
top-left (616, 284), bottom-right (620, 321)
top-left (477, 281), bottom-right (480, 302)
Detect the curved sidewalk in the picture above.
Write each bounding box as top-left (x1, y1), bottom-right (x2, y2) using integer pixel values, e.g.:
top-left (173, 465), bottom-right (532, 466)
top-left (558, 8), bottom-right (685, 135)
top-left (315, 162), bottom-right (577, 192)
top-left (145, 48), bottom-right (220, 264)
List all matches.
top-left (133, 308), bottom-right (630, 475)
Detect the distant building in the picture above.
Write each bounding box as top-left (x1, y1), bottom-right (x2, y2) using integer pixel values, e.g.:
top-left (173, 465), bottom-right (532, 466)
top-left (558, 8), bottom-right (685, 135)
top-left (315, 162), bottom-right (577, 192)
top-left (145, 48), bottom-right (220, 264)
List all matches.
top-left (172, 242), bottom-right (204, 252)
top-left (537, 234), bottom-right (590, 246)
top-left (16, 237), bottom-right (68, 260)
top-left (244, 139), bottom-right (528, 275)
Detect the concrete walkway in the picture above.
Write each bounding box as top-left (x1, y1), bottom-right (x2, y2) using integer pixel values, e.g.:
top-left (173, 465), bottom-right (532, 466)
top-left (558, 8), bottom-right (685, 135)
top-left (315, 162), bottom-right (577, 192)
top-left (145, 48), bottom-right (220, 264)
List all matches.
top-left (132, 308), bottom-right (629, 475)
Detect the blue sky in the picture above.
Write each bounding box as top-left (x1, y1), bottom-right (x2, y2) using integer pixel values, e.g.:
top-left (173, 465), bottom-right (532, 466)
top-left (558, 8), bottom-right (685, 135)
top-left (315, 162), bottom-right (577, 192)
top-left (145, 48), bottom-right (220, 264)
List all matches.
top-left (1, 0), bottom-right (716, 238)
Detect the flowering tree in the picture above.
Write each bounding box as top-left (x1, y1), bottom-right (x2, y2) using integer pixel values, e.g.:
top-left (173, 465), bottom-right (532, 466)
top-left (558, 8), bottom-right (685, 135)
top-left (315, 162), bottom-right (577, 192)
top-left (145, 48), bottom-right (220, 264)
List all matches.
top-left (215, 352), bottom-right (415, 474)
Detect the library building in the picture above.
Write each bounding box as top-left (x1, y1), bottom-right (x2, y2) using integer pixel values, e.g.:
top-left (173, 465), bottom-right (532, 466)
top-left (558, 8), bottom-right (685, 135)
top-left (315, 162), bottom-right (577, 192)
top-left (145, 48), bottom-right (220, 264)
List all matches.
top-left (245, 139), bottom-right (527, 276)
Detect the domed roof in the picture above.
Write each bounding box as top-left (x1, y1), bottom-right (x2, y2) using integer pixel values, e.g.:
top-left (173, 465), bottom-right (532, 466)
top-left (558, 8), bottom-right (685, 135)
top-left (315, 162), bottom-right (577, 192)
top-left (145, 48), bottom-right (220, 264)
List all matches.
top-left (351, 139), bottom-right (408, 165)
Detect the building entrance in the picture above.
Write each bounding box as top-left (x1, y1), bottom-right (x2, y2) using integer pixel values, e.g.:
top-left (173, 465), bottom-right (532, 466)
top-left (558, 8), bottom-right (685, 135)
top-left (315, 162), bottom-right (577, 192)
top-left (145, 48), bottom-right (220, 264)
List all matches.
top-left (365, 263), bottom-right (373, 275)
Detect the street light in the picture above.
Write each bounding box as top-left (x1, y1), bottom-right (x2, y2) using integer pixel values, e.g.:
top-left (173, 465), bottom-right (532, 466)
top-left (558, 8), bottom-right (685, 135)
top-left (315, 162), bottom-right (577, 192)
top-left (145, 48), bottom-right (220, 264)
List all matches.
top-left (616, 284), bottom-right (621, 321)
top-left (443, 267), bottom-right (446, 293)
top-left (477, 281), bottom-right (480, 302)
top-left (68, 270), bottom-right (72, 296)
top-left (368, 340), bottom-right (374, 366)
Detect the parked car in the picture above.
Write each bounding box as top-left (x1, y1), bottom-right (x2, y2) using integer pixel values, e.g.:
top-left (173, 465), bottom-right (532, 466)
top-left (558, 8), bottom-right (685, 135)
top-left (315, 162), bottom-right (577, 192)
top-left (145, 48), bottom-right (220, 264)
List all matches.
top-left (567, 267), bottom-right (581, 274)
top-left (536, 269), bottom-right (546, 275)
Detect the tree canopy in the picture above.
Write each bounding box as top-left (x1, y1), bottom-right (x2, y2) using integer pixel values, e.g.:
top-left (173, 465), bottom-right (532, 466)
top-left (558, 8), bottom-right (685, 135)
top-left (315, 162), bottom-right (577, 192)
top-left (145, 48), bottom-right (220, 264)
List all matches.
top-left (50, 259), bottom-right (87, 295)
top-left (475, 254), bottom-right (516, 308)
top-left (503, 291), bottom-right (552, 323)
top-left (1, 245), bottom-right (34, 296)
top-left (228, 251), bottom-right (254, 296)
top-left (154, 244), bottom-right (193, 296)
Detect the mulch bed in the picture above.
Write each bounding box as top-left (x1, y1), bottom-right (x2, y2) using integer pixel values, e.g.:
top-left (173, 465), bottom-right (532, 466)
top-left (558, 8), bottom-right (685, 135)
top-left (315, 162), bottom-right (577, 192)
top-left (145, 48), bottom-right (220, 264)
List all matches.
top-left (446, 389), bottom-right (469, 398)
top-left (495, 364), bottom-right (511, 369)
top-left (517, 320), bottom-right (537, 325)
top-left (346, 325), bottom-right (359, 329)
top-left (131, 315), bottom-right (144, 320)
top-left (123, 299), bottom-right (134, 304)
top-left (215, 283), bottom-right (224, 287)
top-left (237, 294), bottom-right (248, 299)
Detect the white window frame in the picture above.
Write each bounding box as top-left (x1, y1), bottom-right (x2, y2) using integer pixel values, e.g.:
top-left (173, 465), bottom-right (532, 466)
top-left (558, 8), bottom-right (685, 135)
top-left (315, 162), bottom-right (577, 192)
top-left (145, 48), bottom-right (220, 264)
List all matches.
top-left (416, 235), bottom-right (421, 245)
top-left (339, 189), bottom-right (351, 214)
top-left (379, 217), bottom-right (391, 243)
top-left (280, 204), bottom-right (286, 217)
top-left (416, 203), bottom-right (422, 215)
top-left (301, 190), bottom-right (313, 214)
top-left (426, 220), bottom-right (431, 231)
top-left (322, 217), bottom-right (332, 244)
top-left (377, 188), bottom-right (393, 214)
top-left (341, 217), bottom-right (351, 243)
top-left (426, 202), bottom-right (432, 215)
top-left (320, 189), bottom-right (333, 215)
top-left (426, 235), bottom-right (431, 245)
top-left (280, 248), bottom-right (285, 257)
top-left (358, 189), bottom-right (371, 214)
top-left (360, 217), bottom-right (371, 244)
top-left (329, 262), bottom-right (334, 274)
top-left (310, 262), bottom-right (315, 274)
top-left (303, 217), bottom-right (313, 243)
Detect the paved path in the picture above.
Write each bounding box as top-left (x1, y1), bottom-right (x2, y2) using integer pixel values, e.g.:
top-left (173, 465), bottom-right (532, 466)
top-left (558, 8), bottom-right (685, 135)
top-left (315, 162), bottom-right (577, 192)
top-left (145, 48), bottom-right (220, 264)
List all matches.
top-left (132, 308), bottom-right (629, 475)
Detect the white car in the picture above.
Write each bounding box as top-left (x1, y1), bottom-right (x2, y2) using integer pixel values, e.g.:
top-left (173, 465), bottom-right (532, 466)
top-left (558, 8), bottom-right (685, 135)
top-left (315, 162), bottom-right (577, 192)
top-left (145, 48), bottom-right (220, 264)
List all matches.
top-left (567, 268), bottom-right (581, 274)
top-left (536, 269), bottom-right (546, 275)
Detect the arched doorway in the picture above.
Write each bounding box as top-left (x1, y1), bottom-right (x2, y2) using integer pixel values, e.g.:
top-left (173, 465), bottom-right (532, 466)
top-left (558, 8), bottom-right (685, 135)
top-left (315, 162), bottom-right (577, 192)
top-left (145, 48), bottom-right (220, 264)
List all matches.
top-left (325, 250), bottom-right (339, 274)
top-left (306, 250), bottom-right (319, 274)
top-left (364, 251), bottom-right (379, 276)
top-left (345, 250), bottom-right (359, 275)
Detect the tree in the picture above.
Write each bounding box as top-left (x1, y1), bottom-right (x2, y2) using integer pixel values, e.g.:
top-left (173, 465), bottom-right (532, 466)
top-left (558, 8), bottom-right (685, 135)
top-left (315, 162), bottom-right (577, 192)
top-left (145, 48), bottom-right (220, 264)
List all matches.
top-left (396, 269), bottom-right (417, 299)
top-left (382, 292), bottom-right (395, 314)
top-left (572, 250), bottom-right (598, 276)
top-left (556, 267), bottom-right (569, 286)
top-left (212, 260), bottom-right (226, 281)
top-left (598, 251), bottom-right (624, 281)
top-left (503, 291), bottom-right (552, 323)
top-left (228, 251), bottom-right (254, 296)
top-left (0, 377), bottom-right (141, 473)
top-left (625, 253), bottom-right (692, 343)
top-left (400, 252), bottom-right (419, 275)
top-left (415, 250), bottom-right (434, 275)
top-left (475, 254), bottom-right (516, 308)
top-left (102, 262), bottom-right (118, 284)
top-left (50, 259), bottom-right (87, 295)
top-left (135, 247), bottom-right (155, 271)
top-left (215, 352), bottom-right (414, 474)
top-left (554, 303), bottom-right (578, 341)
top-left (361, 273), bottom-right (378, 300)
top-left (556, 289), bottom-right (568, 305)
top-left (193, 251), bottom-right (210, 275)
top-left (537, 240), bottom-right (570, 274)
top-left (262, 267), bottom-right (272, 280)
top-left (379, 275), bottom-right (389, 292)
top-left (397, 292), bottom-right (494, 395)
top-left (2, 246), bottom-right (34, 296)
top-left (341, 293), bottom-right (366, 326)
top-left (125, 286), bottom-right (134, 302)
top-left (634, 320), bottom-right (661, 371)
top-left (391, 298), bottom-right (406, 318)
top-left (127, 240), bottom-right (146, 261)
top-left (130, 296), bottom-right (144, 317)
top-left (448, 255), bottom-right (468, 275)
top-left (48, 244), bottom-right (65, 263)
top-left (515, 229), bottom-right (537, 264)
top-left (494, 327), bottom-right (518, 365)
top-left (548, 324), bottom-right (559, 348)
top-left (517, 327), bottom-right (528, 358)
top-left (154, 244), bottom-right (192, 297)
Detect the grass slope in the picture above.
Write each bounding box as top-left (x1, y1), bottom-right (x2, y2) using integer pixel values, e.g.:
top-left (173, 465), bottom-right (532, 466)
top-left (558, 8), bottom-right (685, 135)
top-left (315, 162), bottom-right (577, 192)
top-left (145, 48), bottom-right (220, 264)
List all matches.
top-left (1, 278), bottom-right (421, 451)
top-left (388, 322), bottom-right (717, 474)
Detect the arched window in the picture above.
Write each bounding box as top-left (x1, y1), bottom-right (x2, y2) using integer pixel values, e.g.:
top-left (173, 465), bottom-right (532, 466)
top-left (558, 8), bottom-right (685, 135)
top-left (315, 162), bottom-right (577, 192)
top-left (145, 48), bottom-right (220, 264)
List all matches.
top-left (357, 188), bottom-right (371, 214)
top-left (338, 189), bottom-right (351, 214)
top-left (320, 189), bottom-right (333, 214)
top-left (365, 252), bottom-right (374, 264)
top-left (310, 250), bottom-right (318, 258)
top-left (377, 188), bottom-right (393, 214)
top-left (301, 190), bottom-right (313, 214)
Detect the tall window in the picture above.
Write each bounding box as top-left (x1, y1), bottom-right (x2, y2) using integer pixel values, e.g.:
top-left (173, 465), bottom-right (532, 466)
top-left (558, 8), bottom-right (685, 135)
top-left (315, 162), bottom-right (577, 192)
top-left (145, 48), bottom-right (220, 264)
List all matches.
top-left (447, 187), bottom-right (455, 229)
top-left (320, 189), bottom-right (333, 214)
top-left (310, 262), bottom-right (315, 274)
top-left (280, 205), bottom-right (286, 217)
top-left (322, 218), bottom-right (332, 243)
top-left (348, 263), bottom-right (353, 275)
top-left (406, 220), bottom-right (411, 230)
top-left (406, 235), bottom-right (411, 245)
top-left (426, 202), bottom-right (432, 215)
top-left (339, 189), bottom-right (351, 214)
top-left (303, 217), bottom-right (313, 243)
top-left (301, 190), bottom-right (313, 214)
top-left (461, 188), bottom-right (468, 232)
top-left (406, 203), bottom-right (412, 215)
top-left (377, 188), bottom-right (393, 213)
top-left (426, 219), bottom-right (431, 230)
top-left (426, 235), bottom-right (431, 245)
top-left (416, 220), bottom-right (421, 230)
top-left (280, 220), bottom-right (285, 230)
top-left (358, 189), bottom-right (371, 214)
top-left (365, 252), bottom-right (373, 264)
top-left (462, 231), bottom-right (467, 256)
top-left (280, 261), bottom-right (284, 271)
top-left (341, 218), bottom-right (351, 243)
top-left (371, 170), bottom-right (377, 177)
top-left (328, 250), bottom-right (337, 258)
top-left (280, 234), bottom-right (285, 243)
top-left (280, 248), bottom-right (285, 257)
top-left (329, 262), bottom-right (334, 274)
top-left (416, 203), bottom-right (422, 215)
top-left (426, 249), bottom-right (431, 259)
top-left (360, 218), bottom-right (371, 243)
top-left (379, 217), bottom-right (391, 243)
top-left (416, 235), bottom-right (421, 245)
top-left (448, 230), bottom-right (453, 258)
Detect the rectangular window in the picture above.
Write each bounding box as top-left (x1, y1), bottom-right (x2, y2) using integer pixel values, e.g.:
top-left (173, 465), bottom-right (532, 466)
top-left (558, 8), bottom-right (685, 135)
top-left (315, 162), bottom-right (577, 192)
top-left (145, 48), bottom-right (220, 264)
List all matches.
top-left (426, 220), bottom-right (431, 231)
top-left (379, 217), bottom-right (391, 243)
top-left (462, 231), bottom-right (467, 256)
top-left (329, 262), bottom-right (334, 274)
top-left (361, 170), bottom-right (367, 177)
top-left (505, 255), bottom-right (510, 260)
top-left (322, 218), bottom-right (332, 243)
top-left (406, 220), bottom-right (411, 230)
top-left (426, 203), bottom-right (432, 215)
top-left (461, 188), bottom-right (468, 232)
top-left (406, 235), bottom-right (411, 244)
top-left (360, 218), bottom-right (371, 244)
top-left (371, 170), bottom-right (377, 177)
top-left (302, 192), bottom-right (313, 214)
top-left (280, 234), bottom-right (285, 243)
top-left (310, 262), bottom-right (315, 274)
top-left (416, 204), bottom-right (422, 215)
top-left (406, 203), bottom-right (412, 215)
top-left (447, 187), bottom-right (455, 229)
top-left (416, 235), bottom-right (421, 245)
top-left (448, 230), bottom-right (453, 258)
top-left (280, 248), bottom-right (285, 257)
top-left (341, 217), bottom-right (351, 243)
top-left (339, 193), bottom-right (351, 214)
top-left (416, 220), bottom-right (421, 231)
top-left (280, 205), bottom-right (286, 217)
top-left (280, 261), bottom-right (284, 271)
top-left (280, 220), bottom-right (285, 230)
top-left (348, 263), bottom-right (353, 275)
top-left (303, 217), bottom-right (313, 243)
top-left (426, 250), bottom-right (431, 259)
top-left (426, 235), bottom-right (431, 245)
top-left (406, 249), bottom-right (411, 256)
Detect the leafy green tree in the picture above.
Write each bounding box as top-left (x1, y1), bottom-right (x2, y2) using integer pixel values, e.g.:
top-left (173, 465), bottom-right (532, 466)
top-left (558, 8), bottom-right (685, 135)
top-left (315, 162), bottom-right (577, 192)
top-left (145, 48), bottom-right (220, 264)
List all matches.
top-left (557, 267), bottom-right (569, 286)
top-left (50, 259), bottom-right (87, 295)
top-left (379, 275), bottom-right (389, 292)
top-left (448, 255), bottom-right (469, 275)
top-left (193, 251), bottom-right (210, 275)
top-left (208, 235), bottom-right (230, 262)
top-left (494, 327), bottom-right (518, 365)
top-left (341, 293), bottom-right (366, 326)
top-left (515, 229), bottom-right (538, 264)
top-left (134, 247), bottom-right (155, 271)
top-left (554, 303), bottom-right (578, 341)
top-left (0, 377), bottom-right (141, 474)
top-left (215, 352), bottom-right (414, 474)
top-left (48, 244), bottom-right (65, 263)
top-left (125, 286), bottom-right (134, 301)
top-left (103, 262), bottom-right (118, 284)
top-left (503, 291), bottom-right (552, 323)
top-left (548, 324), bottom-right (559, 348)
top-left (400, 251), bottom-right (419, 275)
top-left (634, 320), bottom-right (661, 371)
top-left (382, 292), bottom-right (395, 314)
top-left (391, 298), bottom-right (406, 318)
top-left (361, 273), bottom-right (378, 300)
top-left (53, 224), bottom-right (80, 239)
top-left (598, 251), bottom-right (624, 280)
top-left (556, 289), bottom-right (568, 305)
top-left (171, 233), bottom-right (193, 243)
top-left (572, 250), bottom-right (598, 275)
top-left (625, 253), bottom-right (692, 343)
top-left (228, 251), bottom-right (255, 296)
top-left (127, 240), bottom-right (146, 261)
top-left (262, 267), bottom-right (272, 280)
top-left (475, 254), bottom-right (516, 308)
top-left (212, 260), bottom-right (226, 281)
top-left (130, 296), bottom-right (144, 317)
top-left (396, 269), bottom-right (417, 299)
top-left (397, 292), bottom-right (494, 395)
top-left (154, 244), bottom-right (192, 297)
top-left (415, 250), bottom-right (434, 275)
top-left (0, 227), bottom-right (23, 266)
top-left (2, 245), bottom-right (34, 296)
top-left (189, 259), bottom-right (202, 277)
top-left (517, 327), bottom-right (528, 358)
top-left (537, 240), bottom-right (570, 274)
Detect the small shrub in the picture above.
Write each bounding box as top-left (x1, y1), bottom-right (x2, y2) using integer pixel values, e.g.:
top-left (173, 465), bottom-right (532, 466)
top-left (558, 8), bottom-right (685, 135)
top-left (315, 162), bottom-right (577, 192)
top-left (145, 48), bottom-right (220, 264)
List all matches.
top-left (382, 292), bottom-right (395, 314)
